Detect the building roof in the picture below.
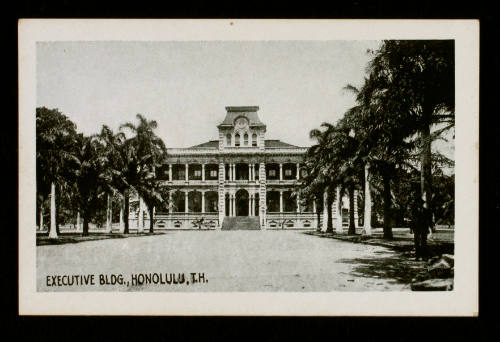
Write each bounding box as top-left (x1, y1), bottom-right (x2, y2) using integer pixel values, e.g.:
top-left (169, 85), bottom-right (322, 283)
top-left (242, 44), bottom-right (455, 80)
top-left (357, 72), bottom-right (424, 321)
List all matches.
top-left (188, 139), bottom-right (300, 149)
top-left (217, 106), bottom-right (266, 127)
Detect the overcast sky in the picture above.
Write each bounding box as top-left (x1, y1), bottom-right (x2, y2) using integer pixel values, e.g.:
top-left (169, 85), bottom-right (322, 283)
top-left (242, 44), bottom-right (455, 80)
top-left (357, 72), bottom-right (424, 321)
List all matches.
top-left (37, 40), bottom-right (386, 148)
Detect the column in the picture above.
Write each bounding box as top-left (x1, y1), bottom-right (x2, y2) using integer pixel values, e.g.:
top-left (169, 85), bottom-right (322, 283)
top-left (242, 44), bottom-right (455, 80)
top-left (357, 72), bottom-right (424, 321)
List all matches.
top-left (296, 193), bottom-right (300, 213)
top-left (364, 163), bottom-right (372, 235)
top-left (279, 190), bottom-right (283, 213)
top-left (335, 187), bottom-right (343, 234)
top-left (169, 164), bottom-right (172, 182)
top-left (202, 164), bottom-right (205, 182)
top-left (232, 163), bottom-right (236, 181)
top-left (119, 198), bottom-right (125, 233)
top-left (185, 164), bottom-right (189, 182)
top-left (279, 163), bottom-right (283, 181)
top-left (184, 191), bottom-right (189, 213)
top-left (201, 191), bottom-right (205, 214)
top-left (248, 193), bottom-right (252, 215)
top-left (248, 164), bottom-right (252, 181)
top-left (313, 200), bottom-right (317, 213)
top-left (169, 191), bottom-right (173, 215)
top-left (296, 163), bottom-right (300, 180)
top-left (231, 195), bottom-right (235, 216)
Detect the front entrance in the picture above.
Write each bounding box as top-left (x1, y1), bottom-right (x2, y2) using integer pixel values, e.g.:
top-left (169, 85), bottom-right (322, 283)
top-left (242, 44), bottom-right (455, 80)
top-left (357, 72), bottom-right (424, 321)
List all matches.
top-left (235, 189), bottom-right (249, 216)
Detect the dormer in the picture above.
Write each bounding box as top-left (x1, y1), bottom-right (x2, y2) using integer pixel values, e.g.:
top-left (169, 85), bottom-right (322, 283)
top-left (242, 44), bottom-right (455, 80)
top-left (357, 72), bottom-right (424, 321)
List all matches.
top-left (217, 106), bottom-right (266, 150)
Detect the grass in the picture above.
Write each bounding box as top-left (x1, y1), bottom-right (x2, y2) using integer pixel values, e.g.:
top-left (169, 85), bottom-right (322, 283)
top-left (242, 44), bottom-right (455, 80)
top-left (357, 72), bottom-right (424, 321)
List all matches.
top-left (36, 232), bottom-right (166, 246)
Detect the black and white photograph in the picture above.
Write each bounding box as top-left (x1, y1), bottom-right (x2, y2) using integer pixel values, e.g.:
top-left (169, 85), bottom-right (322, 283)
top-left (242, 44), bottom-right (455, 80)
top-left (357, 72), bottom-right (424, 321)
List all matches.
top-left (19, 20), bottom-right (478, 315)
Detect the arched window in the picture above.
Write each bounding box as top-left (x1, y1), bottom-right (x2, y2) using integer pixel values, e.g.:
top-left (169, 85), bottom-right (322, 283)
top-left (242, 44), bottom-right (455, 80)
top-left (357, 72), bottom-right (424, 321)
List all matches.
top-left (243, 133), bottom-right (249, 146)
top-left (226, 134), bottom-right (232, 146)
top-left (252, 133), bottom-right (258, 147)
top-left (235, 133), bottom-right (240, 147)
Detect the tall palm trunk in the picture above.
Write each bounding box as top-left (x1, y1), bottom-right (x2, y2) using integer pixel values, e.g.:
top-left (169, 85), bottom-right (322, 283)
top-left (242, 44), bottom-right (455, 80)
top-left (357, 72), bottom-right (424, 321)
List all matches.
top-left (105, 194), bottom-right (112, 233)
top-left (382, 173), bottom-right (393, 239)
top-left (124, 190), bottom-right (130, 234)
top-left (82, 211), bottom-right (90, 236)
top-left (147, 204), bottom-right (154, 233)
top-left (348, 186), bottom-right (356, 235)
top-left (39, 206), bottom-right (44, 231)
top-left (48, 182), bottom-right (58, 238)
top-left (315, 199), bottom-right (321, 231)
top-left (326, 191), bottom-right (333, 233)
top-left (419, 122), bottom-right (433, 258)
top-left (364, 163), bottom-right (372, 235)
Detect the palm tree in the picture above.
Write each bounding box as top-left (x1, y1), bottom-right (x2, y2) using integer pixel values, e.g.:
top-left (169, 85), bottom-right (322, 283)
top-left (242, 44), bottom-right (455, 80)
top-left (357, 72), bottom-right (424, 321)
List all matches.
top-left (36, 107), bottom-right (78, 238)
top-left (367, 40), bottom-right (454, 253)
top-left (120, 114), bottom-right (168, 233)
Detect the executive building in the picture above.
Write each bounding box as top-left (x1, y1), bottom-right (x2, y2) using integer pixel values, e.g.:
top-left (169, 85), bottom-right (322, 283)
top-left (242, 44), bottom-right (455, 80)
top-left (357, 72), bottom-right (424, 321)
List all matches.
top-left (130, 106), bottom-right (357, 230)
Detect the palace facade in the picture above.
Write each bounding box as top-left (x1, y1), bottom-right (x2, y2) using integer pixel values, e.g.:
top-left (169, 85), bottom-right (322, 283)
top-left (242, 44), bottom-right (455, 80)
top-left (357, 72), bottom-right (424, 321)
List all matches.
top-left (129, 106), bottom-right (358, 231)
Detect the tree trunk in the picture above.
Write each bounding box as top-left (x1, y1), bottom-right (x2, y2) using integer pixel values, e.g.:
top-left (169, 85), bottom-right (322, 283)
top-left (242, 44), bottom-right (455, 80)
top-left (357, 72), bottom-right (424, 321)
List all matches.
top-left (316, 199), bottom-right (321, 231)
top-left (76, 211), bottom-right (81, 232)
top-left (364, 163), bottom-right (372, 235)
top-left (382, 173), bottom-right (393, 239)
top-left (106, 194), bottom-right (112, 233)
top-left (148, 204), bottom-right (154, 233)
top-left (124, 190), bottom-right (130, 234)
top-left (82, 212), bottom-right (89, 236)
top-left (39, 206), bottom-right (44, 231)
top-left (420, 123), bottom-right (433, 257)
top-left (119, 196), bottom-right (125, 233)
top-left (348, 186), bottom-right (356, 235)
top-left (48, 182), bottom-right (58, 238)
top-left (55, 185), bottom-right (60, 235)
top-left (326, 191), bottom-right (333, 233)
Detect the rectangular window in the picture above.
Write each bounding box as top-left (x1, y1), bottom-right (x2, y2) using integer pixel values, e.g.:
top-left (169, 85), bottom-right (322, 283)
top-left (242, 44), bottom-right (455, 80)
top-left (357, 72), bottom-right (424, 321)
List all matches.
top-left (269, 170), bottom-right (276, 177)
top-left (285, 169), bottom-right (292, 177)
top-left (179, 170), bottom-right (185, 179)
top-left (194, 170), bottom-right (201, 177)
top-left (210, 170), bottom-right (217, 177)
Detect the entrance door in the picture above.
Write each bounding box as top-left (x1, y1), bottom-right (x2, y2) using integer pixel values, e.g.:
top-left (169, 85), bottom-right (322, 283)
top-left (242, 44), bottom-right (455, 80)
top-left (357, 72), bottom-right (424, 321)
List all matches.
top-left (235, 189), bottom-right (249, 216)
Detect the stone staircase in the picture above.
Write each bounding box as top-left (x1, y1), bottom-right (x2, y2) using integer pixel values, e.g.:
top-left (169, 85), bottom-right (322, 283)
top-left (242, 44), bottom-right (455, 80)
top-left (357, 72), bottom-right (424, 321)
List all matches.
top-left (221, 217), bottom-right (261, 230)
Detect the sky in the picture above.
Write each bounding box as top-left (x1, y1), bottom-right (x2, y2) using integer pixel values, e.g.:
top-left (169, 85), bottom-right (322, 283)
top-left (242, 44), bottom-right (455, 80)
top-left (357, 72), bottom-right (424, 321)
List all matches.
top-left (37, 40), bottom-right (383, 148)
top-left (36, 40), bottom-right (453, 162)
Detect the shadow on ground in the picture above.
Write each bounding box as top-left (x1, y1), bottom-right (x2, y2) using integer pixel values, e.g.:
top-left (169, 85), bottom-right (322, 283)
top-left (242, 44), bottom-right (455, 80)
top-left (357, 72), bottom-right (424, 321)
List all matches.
top-left (36, 232), bottom-right (167, 246)
top-left (337, 253), bottom-right (427, 285)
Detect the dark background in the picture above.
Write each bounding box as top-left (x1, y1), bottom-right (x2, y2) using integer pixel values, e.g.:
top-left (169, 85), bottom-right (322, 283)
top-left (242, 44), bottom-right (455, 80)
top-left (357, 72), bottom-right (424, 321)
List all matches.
top-left (6, 0), bottom-right (495, 339)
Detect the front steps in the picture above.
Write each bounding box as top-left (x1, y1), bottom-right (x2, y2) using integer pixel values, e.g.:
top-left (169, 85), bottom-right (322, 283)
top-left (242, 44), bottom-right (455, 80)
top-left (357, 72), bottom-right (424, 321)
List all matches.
top-left (221, 217), bottom-right (261, 230)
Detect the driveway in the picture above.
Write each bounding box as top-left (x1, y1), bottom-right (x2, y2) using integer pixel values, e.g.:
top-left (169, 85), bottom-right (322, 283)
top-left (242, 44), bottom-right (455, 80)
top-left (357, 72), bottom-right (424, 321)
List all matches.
top-left (37, 230), bottom-right (410, 291)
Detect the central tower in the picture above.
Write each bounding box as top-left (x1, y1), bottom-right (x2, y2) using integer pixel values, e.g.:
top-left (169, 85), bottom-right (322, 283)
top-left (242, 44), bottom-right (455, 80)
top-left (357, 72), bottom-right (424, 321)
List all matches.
top-left (217, 106), bottom-right (266, 151)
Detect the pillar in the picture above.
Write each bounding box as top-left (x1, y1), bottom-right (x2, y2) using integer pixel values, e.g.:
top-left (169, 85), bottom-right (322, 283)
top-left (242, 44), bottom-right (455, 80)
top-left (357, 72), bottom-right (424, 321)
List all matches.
top-left (279, 190), bottom-right (283, 213)
top-left (185, 164), bottom-right (189, 182)
top-left (313, 200), bottom-right (317, 213)
top-left (39, 208), bottom-right (44, 231)
top-left (296, 163), bottom-right (300, 180)
top-left (335, 187), bottom-right (343, 234)
top-left (169, 191), bottom-right (173, 215)
top-left (169, 164), bottom-right (172, 182)
top-left (232, 163), bottom-right (236, 181)
top-left (185, 191), bottom-right (189, 213)
top-left (202, 164), bottom-right (205, 182)
top-left (49, 182), bottom-right (57, 238)
top-left (248, 193), bottom-right (252, 215)
top-left (279, 163), bottom-right (283, 181)
top-left (201, 191), bottom-right (205, 214)
top-left (364, 163), bottom-right (372, 235)
top-left (296, 193), bottom-right (300, 213)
